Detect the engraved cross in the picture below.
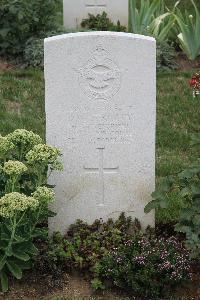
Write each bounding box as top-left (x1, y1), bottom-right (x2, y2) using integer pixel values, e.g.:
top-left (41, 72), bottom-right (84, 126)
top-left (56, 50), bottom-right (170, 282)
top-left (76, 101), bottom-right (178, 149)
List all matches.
top-left (84, 147), bottom-right (119, 206)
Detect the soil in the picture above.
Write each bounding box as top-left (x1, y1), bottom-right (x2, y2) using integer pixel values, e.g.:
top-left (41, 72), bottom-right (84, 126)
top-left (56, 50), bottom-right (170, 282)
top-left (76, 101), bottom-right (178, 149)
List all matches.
top-left (175, 53), bottom-right (200, 71)
top-left (0, 267), bottom-right (199, 300)
top-left (0, 59), bottom-right (15, 72)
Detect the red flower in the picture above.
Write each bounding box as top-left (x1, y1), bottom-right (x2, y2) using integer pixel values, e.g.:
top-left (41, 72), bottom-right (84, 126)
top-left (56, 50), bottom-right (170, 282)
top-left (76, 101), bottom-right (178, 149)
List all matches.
top-left (189, 73), bottom-right (200, 90)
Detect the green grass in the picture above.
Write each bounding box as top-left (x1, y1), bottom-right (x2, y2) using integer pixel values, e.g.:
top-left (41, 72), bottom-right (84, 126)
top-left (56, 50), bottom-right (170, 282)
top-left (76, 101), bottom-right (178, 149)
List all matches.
top-left (156, 71), bottom-right (200, 222)
top-left (0, 68), bottom-right (199, 223)
top-left (0, 68), bottom-right (45, 139)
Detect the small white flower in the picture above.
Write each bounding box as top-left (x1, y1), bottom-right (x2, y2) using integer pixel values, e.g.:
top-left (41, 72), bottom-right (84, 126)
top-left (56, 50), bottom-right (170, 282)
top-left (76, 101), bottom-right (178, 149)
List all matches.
top-left (3, 160), bottom-right (27, 176)
top-left (0, 192), bottom-right (39, 218)
top-left (32, 186), bottom-right (55, 204)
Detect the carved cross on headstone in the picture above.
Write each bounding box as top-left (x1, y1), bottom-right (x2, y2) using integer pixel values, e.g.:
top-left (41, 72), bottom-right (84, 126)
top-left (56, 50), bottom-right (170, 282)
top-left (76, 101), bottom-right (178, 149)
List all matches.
top-left (84, 147), bottom-right (119, 206)
top-left (85, 0), bottom-right (107, 15)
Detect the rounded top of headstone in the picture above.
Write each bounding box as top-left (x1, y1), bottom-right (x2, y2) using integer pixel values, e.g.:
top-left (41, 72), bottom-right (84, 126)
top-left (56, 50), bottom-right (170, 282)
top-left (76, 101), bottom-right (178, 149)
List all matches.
top-left (44, 31), bottom-right (156, 44)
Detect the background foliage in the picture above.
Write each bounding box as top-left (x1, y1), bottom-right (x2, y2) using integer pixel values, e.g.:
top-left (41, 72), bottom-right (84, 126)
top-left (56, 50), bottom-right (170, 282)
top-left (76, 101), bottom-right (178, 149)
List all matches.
top-left (0, 0), bottom-right (60, 56)
top-left (81, 11), bottom-right (126, 31)
top-left (145, 134), bottom-right (200, 258)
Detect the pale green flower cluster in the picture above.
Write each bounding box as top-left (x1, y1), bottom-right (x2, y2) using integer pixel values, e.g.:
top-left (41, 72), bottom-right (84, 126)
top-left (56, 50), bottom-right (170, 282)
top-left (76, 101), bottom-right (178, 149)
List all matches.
top-left (3, 160), bottom-right (27, 176)
top-left (0, 135), bottom-right (15, 158)
top-left (26, 144), bottom-right (62, 169)
top-left (7, 129), bottom-right (42, 151)
top-left (51, 160), bottom-right (63, 171)
top-left (32, 186), bottom-right (55, 204)
top-left (0, 192), bottom-right (39, 218)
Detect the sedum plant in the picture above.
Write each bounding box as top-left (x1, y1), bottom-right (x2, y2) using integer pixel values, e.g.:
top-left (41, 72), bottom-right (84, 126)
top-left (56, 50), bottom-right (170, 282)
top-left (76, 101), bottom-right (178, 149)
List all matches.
top-left (174, 0), bottom-right (200, 60)
top-left (0, 129), bottom-right (62, 292)
top-left (129, 0), bottom-right (175, 42)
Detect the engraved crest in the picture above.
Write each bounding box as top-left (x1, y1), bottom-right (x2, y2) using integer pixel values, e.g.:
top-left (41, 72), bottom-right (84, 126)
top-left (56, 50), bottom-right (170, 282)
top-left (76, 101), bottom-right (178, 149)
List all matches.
top-left (79, 46), bottom-right (121, 100)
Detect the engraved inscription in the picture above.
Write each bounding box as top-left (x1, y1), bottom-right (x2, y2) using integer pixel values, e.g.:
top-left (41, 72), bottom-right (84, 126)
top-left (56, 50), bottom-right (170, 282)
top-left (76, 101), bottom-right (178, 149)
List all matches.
top-left (65, 108), bottom-right (134, 145)
top-left (84, 147), bottom-right (119, 206)
top-left (85, 0), bottom-right (107, 8)
top-left (79, 45), bottom-right (121, 100)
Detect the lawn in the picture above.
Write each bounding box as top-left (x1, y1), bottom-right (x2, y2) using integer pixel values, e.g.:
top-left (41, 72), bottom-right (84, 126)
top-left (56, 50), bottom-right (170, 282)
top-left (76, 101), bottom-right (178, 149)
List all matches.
top-left (0, 68), bottom-right (199, 223)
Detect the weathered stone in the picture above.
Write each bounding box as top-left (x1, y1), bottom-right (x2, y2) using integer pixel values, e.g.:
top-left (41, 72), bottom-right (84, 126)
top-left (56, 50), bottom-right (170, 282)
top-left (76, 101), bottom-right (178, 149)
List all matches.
top-left (63, 0), bottom-right (128, 29)
top-left (44, 32), bottom-right (156, 234)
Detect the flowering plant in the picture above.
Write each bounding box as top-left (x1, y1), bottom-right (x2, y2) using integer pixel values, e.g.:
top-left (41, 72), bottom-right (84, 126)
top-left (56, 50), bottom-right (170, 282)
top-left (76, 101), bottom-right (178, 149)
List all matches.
top-left (49, 214), bottom-right (192, 298)
top-left (0, 129), bottom-right (62, 292)
top-left (96, 235), bottom-right (191, 298)
top-left (189, 73), bottom-right (200, 97)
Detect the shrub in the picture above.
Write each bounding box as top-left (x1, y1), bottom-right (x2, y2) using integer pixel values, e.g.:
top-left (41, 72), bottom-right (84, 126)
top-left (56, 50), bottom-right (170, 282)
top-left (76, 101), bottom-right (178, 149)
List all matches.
top-left (81, 12), bottom-right (126, 32)
top-left (23, 29), bottom-right (70, 67)
top-left (24, 38), bottom-right (44, 67)
top-left (0, 129), bottom-right (63, 292)
top-left (145, 134), bottom-right (200, 258)
top-left (96, 236), bottom-right (192, 299)
top-left (0, 0), bottom-right (60, 56)
top-left (48, 214), bottom-right (141, 272)
top-left (48, 215), bottom-right (192, 298)
top-left (156, 41), bottom-right (178, 71)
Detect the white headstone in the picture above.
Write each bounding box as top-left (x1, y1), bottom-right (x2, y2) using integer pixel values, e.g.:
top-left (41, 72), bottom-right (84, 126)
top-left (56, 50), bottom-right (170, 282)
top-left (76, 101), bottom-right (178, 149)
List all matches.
top-left (45, 32), bottom-right (156, 234)
top-left (63, 0), bottom-right (128, 29)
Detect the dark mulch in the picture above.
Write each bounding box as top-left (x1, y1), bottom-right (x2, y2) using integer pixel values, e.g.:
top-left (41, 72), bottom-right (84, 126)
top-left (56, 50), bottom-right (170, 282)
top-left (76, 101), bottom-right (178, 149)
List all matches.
top-left (175, 53), bottom-right (200, 71)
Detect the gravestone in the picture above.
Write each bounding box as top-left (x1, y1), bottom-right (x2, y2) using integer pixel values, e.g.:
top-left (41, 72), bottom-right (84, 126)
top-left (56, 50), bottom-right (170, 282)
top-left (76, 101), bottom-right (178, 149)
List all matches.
top-left (44, 32), bottom-right (156, 234)
top-left (63, 0), bottom-right (128, 29)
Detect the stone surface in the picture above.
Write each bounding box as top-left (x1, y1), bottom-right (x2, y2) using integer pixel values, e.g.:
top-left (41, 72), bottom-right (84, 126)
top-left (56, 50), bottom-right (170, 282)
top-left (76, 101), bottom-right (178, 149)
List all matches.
top-left (63, 0), bottom-right (128, 29)
top-left (44, 32), bottom-right (156, 234)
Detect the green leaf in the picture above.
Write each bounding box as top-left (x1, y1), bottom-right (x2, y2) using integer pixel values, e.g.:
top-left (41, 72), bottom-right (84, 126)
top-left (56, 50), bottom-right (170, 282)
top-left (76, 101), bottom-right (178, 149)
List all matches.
top-left (0, 241), bottom-right (7, 251)
top-left (6, 260), bottom-right (22, 279)
top-left (191, 183), bottom-right (200, 196)
top-left (13, 259), bottom-right (31, 270)
top-left (160, 176), bottom-right (174, 192)
top-left (179, 169), bottom-right (194, 179)
top-left (190, 233), bottom-right (199, 243)
top-left (0, 233), bottom-right (10, 241)
top-left (192, 215), bottom-right (200, 226)
top-left (180, 208), bottom-right (193, 221)
top-left (175, 224), bottom-right (191, 234)
top-left (48, 209), bottom-right (57, 217)
top-left (5, 246), bottom-right (13, 257)
top-left (151, 191), bottom-right (165, 200)
top-left (13, 251), bottom-right (30, 262)
top-left (0, 28), bottom-right (10, 38)
top-left (16, 242), bottom-right (38, 256)
top-left (144, 200), bottom-right (159, 213)
top-left (180, 187), bottom-right (190, 197)
top-left (159, 198), bottom-right (169, 208)
top-left (174, 0), bottom-right (200, 60)
top-left (0, 256), bottom-right (6, 271)
top-left (32, 228), bottom-right (47, 238)
top-left (14, 235), bottom-right (26, 243)
top-left (193, 199), bottom-right (200, 210)
top-left (0, 271), bottom-right (8, 293)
